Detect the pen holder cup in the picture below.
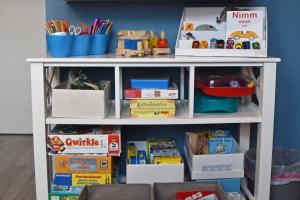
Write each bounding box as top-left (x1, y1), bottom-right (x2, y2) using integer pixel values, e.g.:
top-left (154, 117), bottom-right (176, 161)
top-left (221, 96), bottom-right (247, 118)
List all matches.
top-left (90, 34), bottom-right (110, 55)
top-left (46, 35), bottom-right (73, 57)
top-left (71, 35), bottom-right (91, 56)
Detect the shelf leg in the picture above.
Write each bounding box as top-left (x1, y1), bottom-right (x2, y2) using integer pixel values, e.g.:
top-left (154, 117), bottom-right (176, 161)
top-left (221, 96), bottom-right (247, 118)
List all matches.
top-left (239, 123), bottom-right (251, 153)
top-left (255, 63), bottom-right (277, 200)
top-left (115, 66), bottom-right (121, 118)
top-left (180, 67), bottom-right (185, 101)
top-left (189, 66), bottom-right (195, 118)
top-left (30, 63), bottom-right (49, 200)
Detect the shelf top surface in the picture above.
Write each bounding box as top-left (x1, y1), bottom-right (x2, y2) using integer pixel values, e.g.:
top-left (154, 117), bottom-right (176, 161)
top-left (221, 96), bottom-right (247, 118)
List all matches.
top-left (27, 54), bottom-right (281, 64)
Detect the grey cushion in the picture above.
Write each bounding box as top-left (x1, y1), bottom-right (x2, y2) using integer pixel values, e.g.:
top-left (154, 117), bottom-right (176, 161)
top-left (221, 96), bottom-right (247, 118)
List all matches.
top-left (87, 184), bottom-right (151, 200)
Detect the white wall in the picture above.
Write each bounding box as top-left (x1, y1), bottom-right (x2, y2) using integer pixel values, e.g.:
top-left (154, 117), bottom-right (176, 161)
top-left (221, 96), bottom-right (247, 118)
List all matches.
top-left (0, 0), bottom-right (46, 133)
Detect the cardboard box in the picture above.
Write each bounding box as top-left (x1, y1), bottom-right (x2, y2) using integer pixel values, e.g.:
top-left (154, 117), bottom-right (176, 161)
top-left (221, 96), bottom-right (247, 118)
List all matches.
top-left (126, 141), bottom-right (184, 184)
top-left (48, 132), bottom-right (121, 156)
top-left (52, 81), bottom-right (110, 118)
top-left (131, 78), bottom-right (169, 89)
top-left (209, 130), bottom-right (233, 154)
top-left (185, 133), bottom-right (244, 180)
top-left (130, 100), bottom-right (176, 118)
top-left (124, 83), bottom-right (178, 99)
top-left (49, 184), bottom-right (84, 200)
top-left (53, 155), bottom-right (113, 174)
top-left (175, 7), bottom-right (267, 57)
top-left (54, 173), bottom-right (112, 186)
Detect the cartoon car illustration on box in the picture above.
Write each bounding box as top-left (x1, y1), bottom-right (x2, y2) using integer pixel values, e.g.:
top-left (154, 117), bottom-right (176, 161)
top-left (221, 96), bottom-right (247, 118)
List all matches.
top-left (230, 31), bottom-right (258, 41)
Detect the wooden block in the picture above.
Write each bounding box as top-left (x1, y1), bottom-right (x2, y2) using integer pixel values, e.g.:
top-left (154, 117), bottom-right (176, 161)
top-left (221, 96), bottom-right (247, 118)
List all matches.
top-left (152, 48), bottom-right (171, 55)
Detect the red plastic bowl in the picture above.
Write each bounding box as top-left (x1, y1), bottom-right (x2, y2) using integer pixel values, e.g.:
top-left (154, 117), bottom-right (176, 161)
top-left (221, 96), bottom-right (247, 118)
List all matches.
top-left (195, 77), bottom-right (255, 97)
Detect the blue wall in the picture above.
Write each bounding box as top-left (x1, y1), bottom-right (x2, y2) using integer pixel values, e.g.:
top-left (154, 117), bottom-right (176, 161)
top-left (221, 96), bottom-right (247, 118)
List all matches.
top-left (46, 0), bottom-right (300, 150)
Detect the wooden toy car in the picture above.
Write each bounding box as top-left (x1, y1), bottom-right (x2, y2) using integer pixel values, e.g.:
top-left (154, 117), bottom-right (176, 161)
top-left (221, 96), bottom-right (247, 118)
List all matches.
top-left (230, 31), bottom-right (258, 41)
top-left (115, 30), bottom-right (151, 57)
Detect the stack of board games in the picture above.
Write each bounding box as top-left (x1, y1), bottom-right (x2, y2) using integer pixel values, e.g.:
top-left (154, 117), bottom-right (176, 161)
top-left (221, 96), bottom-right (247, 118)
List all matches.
top-left (127, 139), bottom-right (182, 165)
top-left (126, 77), bottom-right (177, 118)
top-left (49, 125), bottom-right (121, 200)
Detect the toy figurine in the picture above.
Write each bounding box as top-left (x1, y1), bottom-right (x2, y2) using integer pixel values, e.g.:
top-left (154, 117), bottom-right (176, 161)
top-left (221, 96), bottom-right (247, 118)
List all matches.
top-left (115, 30), bottom-right (151, 57)
top-left (152, 31), bottom-right (171, 55)
top-left (226, 39), bottom-right (234, 49)
top-left (252, 42), bottom-right (261, 49)
top-left (192, 41), bottom-right (200, 49)
top-left (216, 40), bottom-right (225, 49)
top-left (210, 38), bottom-right (217, 49)
top-left (235, 41), bottom-right (242, 49)
top-left (200, 40), bottom-right (208, 49)
top-left (157, 31), bottom-right (168, 48)
top-left (242, 41), bottom-right (251, 49)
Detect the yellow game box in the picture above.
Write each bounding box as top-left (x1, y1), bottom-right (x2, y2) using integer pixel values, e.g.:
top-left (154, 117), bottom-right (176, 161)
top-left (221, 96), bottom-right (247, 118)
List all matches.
top-left (72, 174), bottom-right (112, 186)
top-left (53, 155), bottom-right (113, 174)
top-left (154, 156), bottom-right (182, 164)
top-left (130, 99), bottom-right (175, 109)
top-left (130, 99), bottom-right (176, 118)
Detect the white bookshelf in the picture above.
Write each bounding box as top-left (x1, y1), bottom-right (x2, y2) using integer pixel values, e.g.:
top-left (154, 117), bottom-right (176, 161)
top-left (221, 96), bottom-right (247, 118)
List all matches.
top-left (27, 54), bottom-right (280, 200)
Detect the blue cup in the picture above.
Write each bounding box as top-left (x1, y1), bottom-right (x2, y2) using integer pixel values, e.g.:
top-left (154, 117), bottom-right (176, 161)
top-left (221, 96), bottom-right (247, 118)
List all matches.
top-left (90, 34), bottom-right (110, 55)
top-left (71, 35), bottom-right (91, 56)
top-left (46, 35), bottom-right (73, 57)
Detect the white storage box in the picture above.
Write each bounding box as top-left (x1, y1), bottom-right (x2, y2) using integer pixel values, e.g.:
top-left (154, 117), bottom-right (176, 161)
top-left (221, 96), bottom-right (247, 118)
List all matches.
top-left (52, 81), bottom-right (111, 118)
top-left (175, 7), bottom-right (268, 57)
top-left (185, 133), bottom-right (244, 180)
top-left (126, 141), bottom-right (184, 184)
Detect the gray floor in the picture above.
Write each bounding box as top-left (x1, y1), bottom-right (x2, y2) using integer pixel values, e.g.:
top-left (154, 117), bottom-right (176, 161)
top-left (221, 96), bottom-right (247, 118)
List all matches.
top-left (0, 135), bottom-right (36, 200)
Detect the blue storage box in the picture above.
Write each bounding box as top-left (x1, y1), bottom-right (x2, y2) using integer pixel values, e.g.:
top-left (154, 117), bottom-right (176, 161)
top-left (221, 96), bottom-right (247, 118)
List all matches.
top-left (46, 35), bottom-right (73, 57)
top-left (90, 34), bottom-right (110, 55)
top-left (209, 129), bottom-right (234, 154)
top-left (194, 90), bottom-right (239, 113)
top-left (71, 35), bottom-right (90, 56)
top-left (131, 78), bottom-right (169, 89)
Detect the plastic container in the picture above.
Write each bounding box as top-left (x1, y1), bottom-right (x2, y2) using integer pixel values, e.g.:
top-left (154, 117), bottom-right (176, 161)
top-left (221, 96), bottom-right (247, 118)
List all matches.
top-left (245, 148), bottom-right (300, 200)
top-left (90, 34), bottom-right (110, 55)
top-left (194, 90), bottom-right (239, 113)
top-left (195, 77), bottom-right (255, 97)
top-left (46, 34), bottom-right (73, 57)
top-left (71, 35), bottom-right (90, 56)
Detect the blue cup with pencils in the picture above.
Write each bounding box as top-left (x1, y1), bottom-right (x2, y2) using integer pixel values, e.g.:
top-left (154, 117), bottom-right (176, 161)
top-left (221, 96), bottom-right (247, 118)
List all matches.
top-left (69, 22), bottom-right (91, 56)
top-left (45, 20), bottom-right (73, 57)
top-left (89, 19), bottom-right (113, 55)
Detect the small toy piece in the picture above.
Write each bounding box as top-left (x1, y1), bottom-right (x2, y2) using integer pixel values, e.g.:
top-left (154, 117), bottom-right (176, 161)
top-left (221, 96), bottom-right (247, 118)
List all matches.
top-left (184, 32), bottom-right (197, 40)
top-left (210, 38), bottom-right (217, 49)
top-left (192, 41), bottom-right (200, 49)
top-left (242, 41), bottom-right (251, 49)
top-left (200, 40), bottom-right (208, 49)
top-left (157, 31), bottom-right (168, 48)
top-left (252, 42), bottom-right (261, 49)
top-left (152, 31), bottom-right (171, 55)
top-left (184, 23), bottom-right (194, 31)
top-left (149, 31), bottom-right (158, 48)
top-left (226, 38), bottom-right (234, 49)
top-left (216, 40), bottom-right (225, 49)
top-left (229, 80), bottom-right (240, 88)
top-left (115, 30), bottom-right (151, 57)
top-left (195, 24), bottom-right (217, 31)
top-left (235, 41), bottom-right (242, 49)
